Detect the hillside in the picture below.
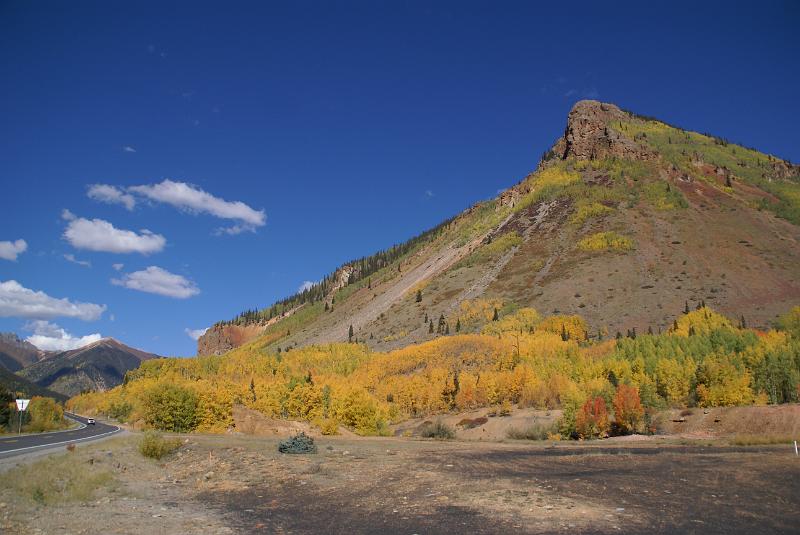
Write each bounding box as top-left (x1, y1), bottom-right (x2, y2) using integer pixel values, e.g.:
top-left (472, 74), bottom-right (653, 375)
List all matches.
top-left (0, 332), bottom-right (47, 372)
top-left (19, 338), bottom-right (159, 397)
top-left (0, 365), bottom-right (66, 401)
top-left (198, 100), bottom-right (800, 356)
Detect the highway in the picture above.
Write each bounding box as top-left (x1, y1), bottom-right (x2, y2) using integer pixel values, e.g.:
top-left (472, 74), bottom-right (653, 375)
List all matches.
top-left (0, 413), bottom-right (121, 459)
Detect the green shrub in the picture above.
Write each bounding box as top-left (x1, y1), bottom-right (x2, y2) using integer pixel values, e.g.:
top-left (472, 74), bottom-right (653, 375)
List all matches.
top-left (142, 383), bottom-right (198, 432)
top-left (138, 431), bottom-right (182, 460)
top-left (278, 432), bottom-right (318, 454)
top-left (420, 420), bottom-right (455, 439)
top-left (107, 400), bottom-right (133, 422)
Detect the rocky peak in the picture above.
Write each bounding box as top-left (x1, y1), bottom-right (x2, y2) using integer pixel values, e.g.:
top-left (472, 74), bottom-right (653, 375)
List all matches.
top-left (550, 100), bottom-right (656, 163)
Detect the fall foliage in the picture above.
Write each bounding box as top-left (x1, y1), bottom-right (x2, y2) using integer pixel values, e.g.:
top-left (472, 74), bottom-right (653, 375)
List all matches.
top-left (68, 305), bottom-right (800, 438)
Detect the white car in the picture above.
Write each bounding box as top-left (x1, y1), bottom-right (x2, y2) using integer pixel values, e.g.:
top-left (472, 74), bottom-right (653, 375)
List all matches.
top-left (87, 418), bottom-right (96, 425)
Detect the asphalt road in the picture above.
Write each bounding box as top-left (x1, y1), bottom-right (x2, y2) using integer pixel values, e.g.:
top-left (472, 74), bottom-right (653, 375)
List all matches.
top-left (0, 413), bottom-right (121, 459)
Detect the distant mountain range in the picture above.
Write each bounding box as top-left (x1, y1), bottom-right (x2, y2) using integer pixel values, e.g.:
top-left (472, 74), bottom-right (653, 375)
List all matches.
top-left (0, 335), bottom-right (160, 398)
top-left (0, 332), bottom-right (48, 372)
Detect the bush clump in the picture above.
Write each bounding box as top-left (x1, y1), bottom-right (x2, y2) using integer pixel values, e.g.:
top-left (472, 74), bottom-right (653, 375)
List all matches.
top-left (278, 432), bottom-right (318, 454)
top-left (138, 431), bottom-right (182, 460)
top-left (507, 422), bottom-right (558, 440)
top-left (420, 420), bottom-right (455, 440)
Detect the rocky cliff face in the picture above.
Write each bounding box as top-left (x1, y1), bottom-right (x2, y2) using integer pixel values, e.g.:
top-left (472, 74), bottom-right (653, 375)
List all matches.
top-left (198, 322), bottom-right (269, 356)
top-left (551, 100), bottom-right (657, 162)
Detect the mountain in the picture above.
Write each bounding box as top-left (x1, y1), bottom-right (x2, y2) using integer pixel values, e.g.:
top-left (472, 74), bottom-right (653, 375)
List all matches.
top-left (198, 100), bottom-right (800, 356)
top-left (0, 332), bottom-right (48, 372)
top-left (0, 366), bottom-right (67, 401)
top-left (19, 338), bottom-right (160, 397)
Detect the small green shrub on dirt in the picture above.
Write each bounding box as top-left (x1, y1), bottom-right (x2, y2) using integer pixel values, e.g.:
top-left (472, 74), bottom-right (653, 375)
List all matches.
top-left (138, 431), bottom-right (182, 460)
top-left (507, 422), bottom-right (558, 440)
top-left (420, 420), bottom-right (455, 439)
top-left (278, 431), bottom-right (318, 454)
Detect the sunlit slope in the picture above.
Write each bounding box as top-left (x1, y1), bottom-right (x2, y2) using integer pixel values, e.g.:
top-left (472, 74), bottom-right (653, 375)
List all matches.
top-left (199, 100), bottom-right (800, 355)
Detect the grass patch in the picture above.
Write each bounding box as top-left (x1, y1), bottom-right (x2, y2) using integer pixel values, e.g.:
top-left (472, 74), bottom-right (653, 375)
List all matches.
top-left (643, 181), bottom-right (687, 210)
top-left (571, 202), bottom-right (614, 225)
top-left (577, 231), bottom-right (635, 252)
top-left (455, 231), bottom-right (522, 269)
top-left (507, 422), bottom-right (558, 440)
top-left (730, 434), bottom-right (798, 446)
top-left (5, 453), bottom-right (115, 504)
top-left (138, 430), bottom-right (183, 459)
top-left (420, 420), bottom-right (455, 439)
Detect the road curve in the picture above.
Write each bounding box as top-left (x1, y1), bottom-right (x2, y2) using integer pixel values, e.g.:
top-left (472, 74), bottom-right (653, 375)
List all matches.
top-left (0, 413), bottom-right (121, 459)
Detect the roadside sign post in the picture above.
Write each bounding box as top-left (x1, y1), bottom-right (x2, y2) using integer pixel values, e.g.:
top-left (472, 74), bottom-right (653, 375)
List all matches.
top-left (16, 399), bottom-right (30, 435)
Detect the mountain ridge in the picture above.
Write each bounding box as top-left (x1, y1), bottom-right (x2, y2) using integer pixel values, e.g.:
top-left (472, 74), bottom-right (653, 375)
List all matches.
top-left (19, 337), bottom-right (161, 397)
top-left (198, 100), bottom-right (800, 356)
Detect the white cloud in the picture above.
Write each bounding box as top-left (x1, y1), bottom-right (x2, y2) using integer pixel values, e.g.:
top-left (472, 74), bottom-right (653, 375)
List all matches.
top-left (88, 184), bottom-right (136, 210)
top-left (112, 266), bottom-right (199, 299)
top-left (112, 263), bottom-right (124, 271)
top-left (63, 214), bottom-right (166, 254)
top-left (123, 146), bottom-right (137, 153)
top-left (184, 327), bottom-right (208, 340)
top-left (425, 190), bottom-right (435, 198)
top-left (0, 239), bottom-right (27, 261)
top-left (62, 209), bottom-right (76, 221)
top-left (298, 281), bottom-right (315, 293)
top-left (129, 179), bottom-right (265, 231)
top-left (64, 254), bottom-right (91, 268)
top-left (23, 320), bottom-right (102, 352)
top-left (0, 280), bottom-right (106, 321)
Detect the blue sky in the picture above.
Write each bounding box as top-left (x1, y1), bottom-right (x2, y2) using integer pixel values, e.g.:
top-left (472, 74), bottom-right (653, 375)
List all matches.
top-left (1, 1), bottom-right (798, 356)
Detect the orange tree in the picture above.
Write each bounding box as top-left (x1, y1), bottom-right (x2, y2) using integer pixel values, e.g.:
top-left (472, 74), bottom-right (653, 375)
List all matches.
top-left (575, 396), bottom-right (609, 439)
top-left (612, 384), bottom-right (644, 434)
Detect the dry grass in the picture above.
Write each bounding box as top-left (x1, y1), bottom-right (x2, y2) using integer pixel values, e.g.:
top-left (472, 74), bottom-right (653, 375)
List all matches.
top-left (506, 422), bottom-right (558, 441)
top-left (730, 434), bottom-right (799, 446)
top-left (5, 451), bottom-right (116, 504)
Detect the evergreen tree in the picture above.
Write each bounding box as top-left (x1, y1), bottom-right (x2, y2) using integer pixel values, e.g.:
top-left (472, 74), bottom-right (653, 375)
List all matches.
top-left (348, 324), bottom-right (354, 342)
top-left (740, 314), bottom-right (747, 329)
top-left (416, 289), bottom-right (422, 303)
top-left (249, 379), bottom-right (257, 402)
top-left (424, 312), bottom-right (428, 323)
top-left (647, 326), bottom-right (653, 335)
top-left (455, 319), bottom-right (461, 333)
top-left (429, 320), bottom-right (434, 334)
top-left (445, 323), bottom-right (450, 335)
top-left (561, 324), bottom-right (569, 341)
top-left (492, 308), bottom-right (499, 321)
top-left (616, 331), bottom-right (622, 340)
top-left (684, 301), bottom-right (690, 314)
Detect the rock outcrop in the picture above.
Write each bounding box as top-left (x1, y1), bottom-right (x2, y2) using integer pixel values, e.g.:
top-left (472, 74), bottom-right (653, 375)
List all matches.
top-left (198, 323), bottom-right (267, 356)
top-left (551, 100), bottom-right (657, 162)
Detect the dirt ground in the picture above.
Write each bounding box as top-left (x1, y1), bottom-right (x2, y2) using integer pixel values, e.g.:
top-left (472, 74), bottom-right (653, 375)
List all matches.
top-left (1, 432), bottom-right (799, 535)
